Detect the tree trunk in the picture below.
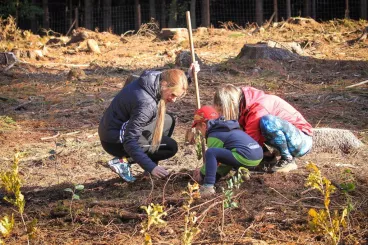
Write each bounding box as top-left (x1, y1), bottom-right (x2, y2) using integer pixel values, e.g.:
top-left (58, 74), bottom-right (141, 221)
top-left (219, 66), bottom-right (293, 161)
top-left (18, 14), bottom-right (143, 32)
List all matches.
top-left (345, 0), bottom-right (350, 19)
top-left (149, 0), bottom-right (156, 20)
top-left (134, 0), bottom-right (141, 31)
top-left (190, 0), bottom-right (196, 28)
top-left (103, 0), bottom-right (112, 31)
top-left (168, 0), bottom-right (177, 28)
top-left (75, 7), bottom-right (79, 28)
top-left (161, 0), bottom-right (166, 28)
top-left (42, 0), bottom-right (49, 29)
top-left (201, 0), bottom-right (210, 27)
top-left (273, 0), bottom-right (278, 22)
top-left (311, 0), bottom-right (316, 19)
top-left (31, 0), bottom-right (38, 32)
top-left (286, 0), bottom-right (291, 19)
top-left (256, 0), bottom-right (263, 26)
top-left (303, 0), bottom-right (311, 17)
top-left (15, 0), bottom-right (19, 25)
top-left (361, 0), bottom-right (367, 20)
top-left (84, 0), bottom-right (93, 30)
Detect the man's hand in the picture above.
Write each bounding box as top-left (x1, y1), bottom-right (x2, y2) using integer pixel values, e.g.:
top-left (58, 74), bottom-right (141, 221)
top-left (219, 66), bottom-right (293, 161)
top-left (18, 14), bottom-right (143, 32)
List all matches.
top-left (188, 61), bottom-right (200, 79)
top-left (151, 166), bottom-right (169, 178)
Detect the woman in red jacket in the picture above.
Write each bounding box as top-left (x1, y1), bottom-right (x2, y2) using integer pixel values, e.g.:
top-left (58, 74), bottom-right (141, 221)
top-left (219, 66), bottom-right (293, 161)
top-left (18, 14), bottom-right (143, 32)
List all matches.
top-left (213, 84), bottom-right (313, 173)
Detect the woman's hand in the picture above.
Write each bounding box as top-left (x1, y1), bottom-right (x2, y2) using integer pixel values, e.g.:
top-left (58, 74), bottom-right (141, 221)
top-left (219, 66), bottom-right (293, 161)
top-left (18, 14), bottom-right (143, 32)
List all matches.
top-left (151, 166), bottom-right (169, 178)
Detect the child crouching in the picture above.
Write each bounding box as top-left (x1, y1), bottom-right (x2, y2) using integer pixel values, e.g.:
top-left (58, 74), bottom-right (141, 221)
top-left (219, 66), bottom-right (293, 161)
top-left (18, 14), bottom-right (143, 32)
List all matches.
top-left (192, 106), bottom-right (264, 198)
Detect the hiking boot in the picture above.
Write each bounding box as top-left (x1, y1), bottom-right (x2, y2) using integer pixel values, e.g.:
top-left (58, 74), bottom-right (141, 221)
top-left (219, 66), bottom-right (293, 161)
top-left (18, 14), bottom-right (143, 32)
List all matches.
top-left (199, 185), bottom-right (216, 198)
top-left (108, 157), bottom-right (136, 182)
top-left (271, 158), bottom-right (298, 173)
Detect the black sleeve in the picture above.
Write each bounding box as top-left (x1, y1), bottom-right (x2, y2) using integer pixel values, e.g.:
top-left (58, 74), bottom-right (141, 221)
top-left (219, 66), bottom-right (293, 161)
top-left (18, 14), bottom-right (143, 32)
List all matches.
top-left (123, 102), bottom-right (157, 172)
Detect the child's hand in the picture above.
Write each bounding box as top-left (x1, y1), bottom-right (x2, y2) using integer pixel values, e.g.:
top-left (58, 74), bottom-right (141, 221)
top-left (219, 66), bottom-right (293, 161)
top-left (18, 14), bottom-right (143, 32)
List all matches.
top-left (188, 61), bottom-right (200, 79)
top-left (184, 128), bottom-right (196, 145)
top-left (193, 168), bottom-right (203, 184)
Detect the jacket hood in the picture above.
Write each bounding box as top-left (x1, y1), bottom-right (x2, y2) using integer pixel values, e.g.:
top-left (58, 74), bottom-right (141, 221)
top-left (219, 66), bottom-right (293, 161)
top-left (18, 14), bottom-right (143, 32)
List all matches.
top-left (206, 116), bottom-right (240, 137)
top-left (138, 70), bottom-right (162, 102)
top-left (241, 86), bottom-right (266, 111)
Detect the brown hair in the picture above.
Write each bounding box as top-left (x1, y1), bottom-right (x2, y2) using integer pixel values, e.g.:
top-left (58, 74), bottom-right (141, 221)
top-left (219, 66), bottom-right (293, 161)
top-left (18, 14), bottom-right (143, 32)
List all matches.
top-left (213, 84), bottom-right (242, 121)
top-left (149, 69), bottom-right (188, 153)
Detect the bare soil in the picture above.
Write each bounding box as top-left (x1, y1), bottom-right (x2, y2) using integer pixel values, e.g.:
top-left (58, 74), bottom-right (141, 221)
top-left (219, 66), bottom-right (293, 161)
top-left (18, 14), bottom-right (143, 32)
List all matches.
top-left (1, 19), bottom-right (368, 245)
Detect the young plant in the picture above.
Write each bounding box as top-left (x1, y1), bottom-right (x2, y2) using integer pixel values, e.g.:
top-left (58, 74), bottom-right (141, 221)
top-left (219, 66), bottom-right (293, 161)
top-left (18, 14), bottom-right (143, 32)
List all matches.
top-left (222, 167), bottom-right (250, 209)
top-left (181, 182), bottom-right (201, 245)
top-left (0, 215), bottom-right (14, 244)
top-left (140, 203), bottom-right (167, 245)
top-left (305, 162), bottom-right (348, 245)
top-left (0, 152), bottom-right (36, 244)
top-left (64, 184), bottom-right (84, 223)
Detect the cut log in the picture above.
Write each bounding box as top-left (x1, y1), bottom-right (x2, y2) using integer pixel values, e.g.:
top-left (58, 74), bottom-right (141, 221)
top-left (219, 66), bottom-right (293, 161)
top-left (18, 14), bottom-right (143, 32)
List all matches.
top-left (157, 28), bottom-right (189, 42)
top-left (286, 17), bottom-right (319, 26)
top-left (267, 40), bottom-right (304, 55)
top-left (312, 128), bottom-right (364, 154)
top-left (237, 43), bottom-right (298, 61)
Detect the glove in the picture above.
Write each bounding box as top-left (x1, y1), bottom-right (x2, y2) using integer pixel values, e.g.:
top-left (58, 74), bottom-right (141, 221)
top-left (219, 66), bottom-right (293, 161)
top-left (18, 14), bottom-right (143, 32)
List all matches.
top-left (193, 168), bottom-right (203, 183)
top-left (151, 166), bottom-right (169, 178)
top-left (188, 61), bottom-right (200, 80)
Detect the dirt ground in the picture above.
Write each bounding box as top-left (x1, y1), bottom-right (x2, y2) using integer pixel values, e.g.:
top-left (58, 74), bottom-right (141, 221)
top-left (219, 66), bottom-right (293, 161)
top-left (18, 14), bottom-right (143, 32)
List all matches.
top-left (1, 18), bottom-right (368, 244)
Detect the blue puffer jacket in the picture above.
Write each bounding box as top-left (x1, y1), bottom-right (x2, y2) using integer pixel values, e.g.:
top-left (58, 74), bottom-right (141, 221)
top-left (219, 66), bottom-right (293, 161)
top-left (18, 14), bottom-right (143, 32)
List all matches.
top-left (98, 70), bottom-right (162, 172)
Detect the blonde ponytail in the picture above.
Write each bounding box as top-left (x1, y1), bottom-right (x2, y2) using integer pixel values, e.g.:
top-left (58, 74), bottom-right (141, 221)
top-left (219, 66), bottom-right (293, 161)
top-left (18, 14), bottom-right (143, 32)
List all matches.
top-left (149, 99), bottom-right (166, 153)
top-left (149, 69), bottom-right (188, 153)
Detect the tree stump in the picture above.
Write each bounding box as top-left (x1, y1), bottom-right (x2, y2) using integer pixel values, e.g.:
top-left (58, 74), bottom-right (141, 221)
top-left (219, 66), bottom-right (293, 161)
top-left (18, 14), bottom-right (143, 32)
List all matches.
top-left (66, 30), bottom-right (89, 46)
top-left (237, 43), bottom-right (298, 61)
top-left (175, 50), bottom-right (203, 68)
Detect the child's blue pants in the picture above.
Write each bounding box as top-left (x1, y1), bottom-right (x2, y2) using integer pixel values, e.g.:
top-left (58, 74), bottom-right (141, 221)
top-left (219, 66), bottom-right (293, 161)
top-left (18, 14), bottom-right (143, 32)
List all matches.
top-left (204, 148), bottom-right (243, 185)
top-left (259, 115), bottom-right (312, 160)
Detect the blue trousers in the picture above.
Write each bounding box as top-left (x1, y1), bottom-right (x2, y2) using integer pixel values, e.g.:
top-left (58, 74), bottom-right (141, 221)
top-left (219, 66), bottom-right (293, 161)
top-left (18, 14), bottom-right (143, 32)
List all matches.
top-left (259, 115), bottom-right (312, 160)
top-left (204, 148), bottom-right (245, 185)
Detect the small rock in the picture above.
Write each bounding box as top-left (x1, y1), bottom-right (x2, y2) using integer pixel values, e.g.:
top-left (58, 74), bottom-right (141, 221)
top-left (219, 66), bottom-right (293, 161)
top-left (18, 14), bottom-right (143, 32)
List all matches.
top-left (87, 39), bottom-right (101, 53)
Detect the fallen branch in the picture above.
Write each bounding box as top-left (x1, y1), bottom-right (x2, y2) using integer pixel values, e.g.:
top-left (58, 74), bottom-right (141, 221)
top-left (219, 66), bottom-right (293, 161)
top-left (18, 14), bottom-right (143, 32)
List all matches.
top-left (40, 132), bottom-right (60, 141)
top-left (347, 26), bottom-right (368, 45)
top-left (345, 80), bottom-right (368, 88)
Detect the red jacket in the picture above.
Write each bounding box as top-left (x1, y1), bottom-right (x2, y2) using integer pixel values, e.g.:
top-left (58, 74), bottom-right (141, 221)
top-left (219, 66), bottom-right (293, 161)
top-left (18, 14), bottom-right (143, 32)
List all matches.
top-left (238, 87), bottom-right (313, 146)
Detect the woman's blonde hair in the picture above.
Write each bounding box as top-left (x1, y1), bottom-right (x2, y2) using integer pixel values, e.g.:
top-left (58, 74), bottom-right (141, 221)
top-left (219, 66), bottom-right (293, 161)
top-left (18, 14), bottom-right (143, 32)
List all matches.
top-left (150, 69), bottom-right (188, 153)
top-left (213, 84), bottom-right (242, 120)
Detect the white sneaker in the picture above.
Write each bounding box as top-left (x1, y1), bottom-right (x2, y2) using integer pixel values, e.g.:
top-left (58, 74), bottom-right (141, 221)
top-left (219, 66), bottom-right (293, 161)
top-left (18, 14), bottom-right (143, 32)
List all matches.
top-left (108, 157), bottom-right (136, 182)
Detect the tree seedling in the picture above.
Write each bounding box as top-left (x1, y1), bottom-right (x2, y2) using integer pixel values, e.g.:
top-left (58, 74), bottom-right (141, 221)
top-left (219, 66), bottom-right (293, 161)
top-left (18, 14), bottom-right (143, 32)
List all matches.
top-left (305, 162), bottom-right (350, 245)
top-left (64, 184), bottom-right (84, 223)
top-left (140, 203), bottom-right (167, 245)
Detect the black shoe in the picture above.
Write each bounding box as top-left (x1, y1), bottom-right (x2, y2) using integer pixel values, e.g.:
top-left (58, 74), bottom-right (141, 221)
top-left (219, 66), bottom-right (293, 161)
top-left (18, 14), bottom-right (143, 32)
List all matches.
top-left (271, 158), bottom-right (298, 173)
